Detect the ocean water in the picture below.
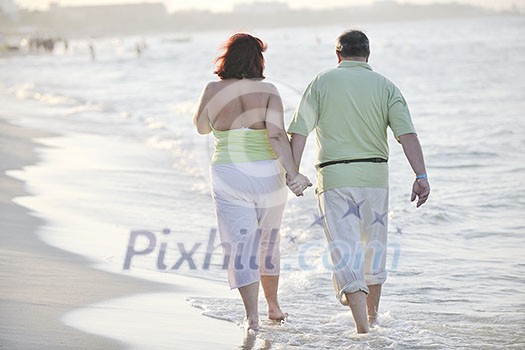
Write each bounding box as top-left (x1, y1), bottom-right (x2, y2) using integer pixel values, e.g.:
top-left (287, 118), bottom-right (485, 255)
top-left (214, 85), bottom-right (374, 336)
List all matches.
top-left (1, 16), bottom-right (524, 349)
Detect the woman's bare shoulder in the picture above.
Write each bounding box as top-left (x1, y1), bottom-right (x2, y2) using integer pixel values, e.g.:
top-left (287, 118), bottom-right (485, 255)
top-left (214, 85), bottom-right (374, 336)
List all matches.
top-left (199, 81), bottom-right (225, 101)
top-left (205, 80), bottom-right (239, 93)
top-left (204, 80), bottom-right (222, 91)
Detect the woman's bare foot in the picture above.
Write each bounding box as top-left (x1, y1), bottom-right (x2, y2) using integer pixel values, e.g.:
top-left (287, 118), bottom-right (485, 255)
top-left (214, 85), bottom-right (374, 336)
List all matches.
top-left (244, 316), bottom-right (260, 331)
top-left (368, 315), bottom-right (379, 328)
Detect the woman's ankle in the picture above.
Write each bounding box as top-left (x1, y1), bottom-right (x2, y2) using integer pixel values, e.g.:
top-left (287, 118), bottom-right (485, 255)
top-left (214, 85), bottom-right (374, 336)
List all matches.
top-left (244, 315), bottom-right (260, 330)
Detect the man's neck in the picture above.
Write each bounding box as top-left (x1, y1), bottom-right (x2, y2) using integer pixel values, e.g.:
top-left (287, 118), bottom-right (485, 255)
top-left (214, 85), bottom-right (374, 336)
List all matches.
top-left (341, 57), bottom-right (368, 62)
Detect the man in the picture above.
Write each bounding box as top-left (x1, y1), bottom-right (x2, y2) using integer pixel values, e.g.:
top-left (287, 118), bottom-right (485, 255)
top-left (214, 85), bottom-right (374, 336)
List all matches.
top-left (287, 30), bottom-right (430, 334)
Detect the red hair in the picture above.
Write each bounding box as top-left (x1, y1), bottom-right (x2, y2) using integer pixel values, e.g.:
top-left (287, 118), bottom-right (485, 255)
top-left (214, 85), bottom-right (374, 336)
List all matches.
top-left (214, 33), bottom-right (267, 80)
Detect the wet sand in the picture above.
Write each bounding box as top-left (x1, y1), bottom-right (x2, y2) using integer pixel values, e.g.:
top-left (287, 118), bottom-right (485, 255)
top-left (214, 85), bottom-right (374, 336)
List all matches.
top-left (0, 117), bottom-right (242, 349)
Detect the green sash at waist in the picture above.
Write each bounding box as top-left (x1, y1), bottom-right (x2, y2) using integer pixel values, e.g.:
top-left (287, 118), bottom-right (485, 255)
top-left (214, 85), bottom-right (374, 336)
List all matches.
top-left (211, 128), bottom-right (277, 164)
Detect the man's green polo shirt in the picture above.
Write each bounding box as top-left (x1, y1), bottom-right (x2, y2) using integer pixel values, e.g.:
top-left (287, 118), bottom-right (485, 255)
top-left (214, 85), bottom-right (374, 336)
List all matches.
top-left (288, 60), bottom-right (416, 193)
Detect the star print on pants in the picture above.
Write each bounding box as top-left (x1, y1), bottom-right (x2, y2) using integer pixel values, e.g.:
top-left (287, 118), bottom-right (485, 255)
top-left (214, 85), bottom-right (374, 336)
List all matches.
top-left (370, 211), bottom-right (387, 226)
top-left (342, 199), bottom-right (365, 220)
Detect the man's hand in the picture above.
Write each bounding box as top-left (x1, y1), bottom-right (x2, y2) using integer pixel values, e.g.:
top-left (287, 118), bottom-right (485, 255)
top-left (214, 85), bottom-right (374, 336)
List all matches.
top-left (286, 173), bottom-right (312, 197)
top-left (411, 178), bottom-right (430, 208)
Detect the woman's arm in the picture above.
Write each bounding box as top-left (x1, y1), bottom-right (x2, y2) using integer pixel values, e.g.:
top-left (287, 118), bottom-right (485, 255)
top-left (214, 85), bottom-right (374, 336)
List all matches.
top-left (193, 84), bottom-right (212, 135)
top-left (265, 87), bottom-right (311, 195)
top-left (265, 90), bottom-right (298, 176)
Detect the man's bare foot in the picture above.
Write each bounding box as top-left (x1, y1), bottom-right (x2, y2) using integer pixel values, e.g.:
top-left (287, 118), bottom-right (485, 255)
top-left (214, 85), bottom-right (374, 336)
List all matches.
top-left (268, 304), bottom-right (288, 322)
top-left (244, 316), bottom-right (260, 331)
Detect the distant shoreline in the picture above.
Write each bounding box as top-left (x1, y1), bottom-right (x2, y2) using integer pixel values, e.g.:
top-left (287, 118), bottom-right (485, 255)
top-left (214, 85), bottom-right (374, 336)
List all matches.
top-left (1, 2), bottom-right (522, 39)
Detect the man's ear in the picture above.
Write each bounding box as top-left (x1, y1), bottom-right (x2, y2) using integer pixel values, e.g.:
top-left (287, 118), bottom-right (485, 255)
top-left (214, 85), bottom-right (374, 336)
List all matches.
top-left (365, 55), bottom-right (370, 63)
top-left (336, 51), bottom-right (342, 63)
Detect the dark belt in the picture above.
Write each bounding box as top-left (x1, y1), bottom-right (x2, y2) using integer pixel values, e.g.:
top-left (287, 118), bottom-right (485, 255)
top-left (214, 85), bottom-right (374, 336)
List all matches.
top-left (316, 157), bottom-right (388, 169)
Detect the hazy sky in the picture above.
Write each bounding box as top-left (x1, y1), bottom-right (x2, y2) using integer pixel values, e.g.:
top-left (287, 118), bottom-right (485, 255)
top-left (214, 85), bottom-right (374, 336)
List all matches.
top-left (14, 0), bottom-right (523, 12)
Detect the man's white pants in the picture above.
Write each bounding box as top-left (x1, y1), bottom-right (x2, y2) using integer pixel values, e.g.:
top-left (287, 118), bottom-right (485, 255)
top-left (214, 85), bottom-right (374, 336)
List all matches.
top-left (318, 187), bottom-right (389, 305)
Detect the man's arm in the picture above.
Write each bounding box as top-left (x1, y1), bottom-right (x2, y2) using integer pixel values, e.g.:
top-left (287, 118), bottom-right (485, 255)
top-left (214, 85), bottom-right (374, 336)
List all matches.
top-left (398, 133), bottom-right (430, 208)
top-left (290, 133), bottom-right (307, 170)
top-left (287, 77), bottom-right (318, 193)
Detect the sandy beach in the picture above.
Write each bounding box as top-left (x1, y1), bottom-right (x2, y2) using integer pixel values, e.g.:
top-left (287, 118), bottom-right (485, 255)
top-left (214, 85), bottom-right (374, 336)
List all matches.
top-left (0, 117), bottom-right (243, 349)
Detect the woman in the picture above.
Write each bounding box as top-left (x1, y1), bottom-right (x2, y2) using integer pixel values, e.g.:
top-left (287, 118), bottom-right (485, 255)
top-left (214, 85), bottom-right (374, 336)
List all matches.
top-left (193, 33), bottom-right (311, 331)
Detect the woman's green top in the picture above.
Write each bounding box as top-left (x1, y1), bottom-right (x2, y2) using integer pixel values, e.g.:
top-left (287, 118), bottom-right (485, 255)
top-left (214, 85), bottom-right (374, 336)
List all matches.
top-left (211, 127), bottom-right (277, 164)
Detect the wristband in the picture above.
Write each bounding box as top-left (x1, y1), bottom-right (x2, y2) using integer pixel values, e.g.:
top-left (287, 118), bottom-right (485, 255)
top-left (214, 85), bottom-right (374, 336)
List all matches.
top-left (415, 174), bottom-right (428, 180)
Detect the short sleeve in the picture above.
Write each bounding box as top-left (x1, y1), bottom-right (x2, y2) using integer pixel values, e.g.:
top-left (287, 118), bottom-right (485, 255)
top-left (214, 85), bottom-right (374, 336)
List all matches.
top-left (288, 78), bottom-right (319, 136)
top-left (387, 83), bottom-right (416, 141)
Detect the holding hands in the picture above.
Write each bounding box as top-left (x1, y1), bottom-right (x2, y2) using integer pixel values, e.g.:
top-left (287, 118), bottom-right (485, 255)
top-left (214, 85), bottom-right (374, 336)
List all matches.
top-left (286, 172), bottom-right (312, 197)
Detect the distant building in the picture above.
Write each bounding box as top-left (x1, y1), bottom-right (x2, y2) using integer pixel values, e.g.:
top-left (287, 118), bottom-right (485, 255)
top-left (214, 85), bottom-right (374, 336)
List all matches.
top-left (234, 1), bottom-right (290, 13)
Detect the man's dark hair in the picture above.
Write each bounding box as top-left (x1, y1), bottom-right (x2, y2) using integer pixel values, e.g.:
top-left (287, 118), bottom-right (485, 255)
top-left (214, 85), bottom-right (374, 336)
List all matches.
top-left (335, 30), bottom-right (370, 58)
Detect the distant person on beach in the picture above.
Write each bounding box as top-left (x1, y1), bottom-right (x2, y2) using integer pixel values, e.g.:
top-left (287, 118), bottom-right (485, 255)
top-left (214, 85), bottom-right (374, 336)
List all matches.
top-left (288, 30), bottom-right (430, 333)
top-left (89, 43), bottom-right (96, 61)
top-left (193, 33), bottom-right (311, 331)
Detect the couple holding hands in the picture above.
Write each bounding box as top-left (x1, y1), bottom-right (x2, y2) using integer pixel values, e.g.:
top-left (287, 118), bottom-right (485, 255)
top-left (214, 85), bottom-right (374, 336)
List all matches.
top-left (194, 30), bottom-right (430, 334)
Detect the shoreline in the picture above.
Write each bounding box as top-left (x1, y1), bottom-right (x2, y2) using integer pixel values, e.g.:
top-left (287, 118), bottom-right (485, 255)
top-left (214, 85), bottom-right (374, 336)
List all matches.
top-left (0, 116), bottom-right (242, 349)
top-left (0, 116), bottom-right (171, 348)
